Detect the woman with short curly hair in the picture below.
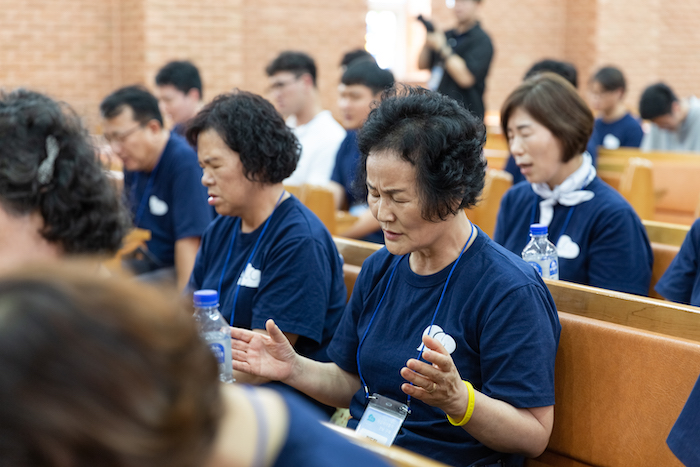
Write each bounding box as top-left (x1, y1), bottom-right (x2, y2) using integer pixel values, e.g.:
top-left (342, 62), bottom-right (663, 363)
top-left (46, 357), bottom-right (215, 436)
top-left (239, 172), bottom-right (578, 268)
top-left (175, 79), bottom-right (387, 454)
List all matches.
top-left (229, 86), bottom-right (561, 466)
top-left (186, 91), bottom-right (346, 415)
top-left (0, 89), bottom-right (130, 270)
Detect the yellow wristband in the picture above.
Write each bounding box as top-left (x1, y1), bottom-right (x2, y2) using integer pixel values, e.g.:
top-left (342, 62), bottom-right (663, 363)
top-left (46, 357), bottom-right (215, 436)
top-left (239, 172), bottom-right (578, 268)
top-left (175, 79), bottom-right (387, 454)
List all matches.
top-left (447, 380), bottom-right (475, 426)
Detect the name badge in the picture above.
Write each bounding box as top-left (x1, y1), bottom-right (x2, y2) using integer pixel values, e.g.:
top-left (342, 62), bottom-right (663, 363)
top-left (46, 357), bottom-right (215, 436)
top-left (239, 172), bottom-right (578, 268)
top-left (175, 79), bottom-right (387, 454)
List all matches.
top-left (355, 394), bottom-right (409, 446)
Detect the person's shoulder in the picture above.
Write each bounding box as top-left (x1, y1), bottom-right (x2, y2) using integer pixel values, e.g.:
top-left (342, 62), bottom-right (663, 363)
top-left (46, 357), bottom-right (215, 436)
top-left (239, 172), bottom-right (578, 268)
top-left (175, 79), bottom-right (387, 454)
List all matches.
top-left (589, 177), bottom-right (635, 209)
top-left (272, 197), bottom-right (334, 243)
top-left (470, 231), bottom-right (550, 293)
top-left (314, 110), bottom-right (345, 132)
top-left (162, 133), bottom-right (198, 166)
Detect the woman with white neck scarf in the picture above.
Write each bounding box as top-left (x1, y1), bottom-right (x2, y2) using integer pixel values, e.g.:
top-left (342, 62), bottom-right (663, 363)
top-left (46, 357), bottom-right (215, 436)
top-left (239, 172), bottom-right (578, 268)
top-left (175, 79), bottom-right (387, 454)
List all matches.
top-left (494, 73), bottom-right (652, 296)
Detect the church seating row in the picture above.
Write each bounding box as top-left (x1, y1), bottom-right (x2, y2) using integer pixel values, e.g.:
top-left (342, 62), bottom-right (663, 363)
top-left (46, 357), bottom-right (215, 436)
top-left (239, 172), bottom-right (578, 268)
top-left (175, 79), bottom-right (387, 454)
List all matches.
top-left (332, 237), bottom-right (700, 467)
top-left (598, 147), bottom-right (700, 225)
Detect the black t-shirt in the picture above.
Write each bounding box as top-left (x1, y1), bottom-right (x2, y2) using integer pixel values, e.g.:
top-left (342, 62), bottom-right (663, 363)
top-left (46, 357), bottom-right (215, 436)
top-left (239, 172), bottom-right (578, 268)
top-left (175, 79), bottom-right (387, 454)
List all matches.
top-left (430, 22), bottom-right (494, 120)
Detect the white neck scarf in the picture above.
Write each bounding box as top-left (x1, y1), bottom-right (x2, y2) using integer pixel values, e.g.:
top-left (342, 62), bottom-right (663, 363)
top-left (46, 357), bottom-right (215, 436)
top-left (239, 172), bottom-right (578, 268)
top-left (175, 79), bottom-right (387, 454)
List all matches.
top-left (531, 153), bottom-right (597, 226)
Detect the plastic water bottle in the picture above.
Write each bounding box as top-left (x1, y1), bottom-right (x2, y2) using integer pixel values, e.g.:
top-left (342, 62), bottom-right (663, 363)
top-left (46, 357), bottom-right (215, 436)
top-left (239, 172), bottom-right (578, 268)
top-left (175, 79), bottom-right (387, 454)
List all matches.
top-left (193, 289), bottom-right (234, 383)
top-left (521, 224), bottom-right (559, 280)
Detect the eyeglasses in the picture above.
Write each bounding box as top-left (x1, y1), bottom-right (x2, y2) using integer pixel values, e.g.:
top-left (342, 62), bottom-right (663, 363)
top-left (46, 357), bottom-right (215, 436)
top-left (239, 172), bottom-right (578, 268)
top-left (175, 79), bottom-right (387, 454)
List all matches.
top-left (104, 123), bottom-right (144, 145)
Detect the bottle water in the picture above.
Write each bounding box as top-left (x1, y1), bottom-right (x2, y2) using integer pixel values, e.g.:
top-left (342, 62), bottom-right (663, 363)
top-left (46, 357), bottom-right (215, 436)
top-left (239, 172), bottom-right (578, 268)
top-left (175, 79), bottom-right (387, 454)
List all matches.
top-left (521, 224), bottom-right (559, 280)
top-left (193, 289), bottom-right (234, 383)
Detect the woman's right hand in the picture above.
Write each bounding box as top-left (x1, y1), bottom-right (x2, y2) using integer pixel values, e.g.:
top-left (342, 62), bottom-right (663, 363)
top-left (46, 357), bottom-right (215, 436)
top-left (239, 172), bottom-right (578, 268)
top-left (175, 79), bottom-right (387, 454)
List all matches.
top-left (230, 319), bottom-right (298, 382)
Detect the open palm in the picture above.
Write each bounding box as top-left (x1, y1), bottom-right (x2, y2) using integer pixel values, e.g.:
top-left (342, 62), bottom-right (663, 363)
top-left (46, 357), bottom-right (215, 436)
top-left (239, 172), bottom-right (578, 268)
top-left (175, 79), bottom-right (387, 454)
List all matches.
top-left (230, 319), bottom-right (298, 382)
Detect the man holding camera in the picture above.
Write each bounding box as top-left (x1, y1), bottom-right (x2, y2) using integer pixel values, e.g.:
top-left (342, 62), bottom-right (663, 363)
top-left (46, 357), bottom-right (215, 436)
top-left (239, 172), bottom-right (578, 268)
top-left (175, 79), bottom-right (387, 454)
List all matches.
top-left (418, 0), bottom-right (493, 120)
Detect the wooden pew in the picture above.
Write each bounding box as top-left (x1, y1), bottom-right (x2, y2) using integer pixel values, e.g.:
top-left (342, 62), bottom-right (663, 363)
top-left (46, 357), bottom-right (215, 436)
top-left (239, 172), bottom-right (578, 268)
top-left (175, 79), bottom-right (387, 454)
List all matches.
top-left (598, 147), bottom-right (700, 225)
top-left (545, 279), bottom-right (700, 343)
top-left (103, 228), bottom-right (151, 272)
top-left (617, 157), bottom-right (655, 220)
top-left (526, 311), bottom-right (700, 467)
top-left (643, 219), bottom-right (690, 247)
top-left (334, 236), bottom-right (383, 267)
top-left (285, 184), bottom-right (339, 234)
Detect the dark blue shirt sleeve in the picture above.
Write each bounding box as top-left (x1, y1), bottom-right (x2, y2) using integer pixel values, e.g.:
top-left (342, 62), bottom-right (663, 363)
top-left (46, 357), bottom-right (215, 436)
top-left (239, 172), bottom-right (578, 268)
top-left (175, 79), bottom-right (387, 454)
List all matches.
top-left (655, 219), bottom-right (700, 305)
top-left (667, 374), bottom-right (700, 467)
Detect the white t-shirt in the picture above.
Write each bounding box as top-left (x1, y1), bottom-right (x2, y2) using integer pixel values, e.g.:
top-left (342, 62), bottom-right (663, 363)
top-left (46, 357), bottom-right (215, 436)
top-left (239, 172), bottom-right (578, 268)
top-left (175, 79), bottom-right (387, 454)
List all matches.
top-left (641, 96), bottom-right (700, 153)
top-left (285, 110), bottom-right (346, 186)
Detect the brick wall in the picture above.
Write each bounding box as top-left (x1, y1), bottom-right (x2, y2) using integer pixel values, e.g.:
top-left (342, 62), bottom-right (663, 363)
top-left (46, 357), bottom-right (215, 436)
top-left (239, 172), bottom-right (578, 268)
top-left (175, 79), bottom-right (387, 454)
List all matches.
top-left (2, 0), bottom-right (700, 130)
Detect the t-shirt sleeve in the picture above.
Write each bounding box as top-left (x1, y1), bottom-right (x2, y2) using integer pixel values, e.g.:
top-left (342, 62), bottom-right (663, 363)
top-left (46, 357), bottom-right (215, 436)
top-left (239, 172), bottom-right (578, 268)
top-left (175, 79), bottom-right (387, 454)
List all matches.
top-left (479, 283), bottom-right (560, 408)
top-left (667, 374), bottom-right (700, 467)
top-left (622, 118), bottom-right (644, 148)
top-left (459, 34), bottom-right (493, 84)
top-left (171, 164), bottom-right (213, 240)
top-left (587, 207), bottom-right (652, 295)
top-left (327, 257), bottom-right (382, 374)
top-left (249, 236), bottom-right (334, 343)
top-left (655, 220), bottom-right (700, 304)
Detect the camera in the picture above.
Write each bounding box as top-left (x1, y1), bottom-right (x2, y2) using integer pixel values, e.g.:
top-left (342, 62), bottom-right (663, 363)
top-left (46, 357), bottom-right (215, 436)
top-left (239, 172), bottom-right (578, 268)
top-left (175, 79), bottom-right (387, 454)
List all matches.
top-left (416, 15), bottom-right (435, 33)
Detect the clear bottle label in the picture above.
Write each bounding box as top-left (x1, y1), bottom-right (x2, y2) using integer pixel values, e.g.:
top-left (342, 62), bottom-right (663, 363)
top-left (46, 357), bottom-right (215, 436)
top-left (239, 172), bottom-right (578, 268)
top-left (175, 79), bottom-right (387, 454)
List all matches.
top-left (209, 342), bottom-right (226, 363)
top-left (528, 258), bottom-right (559, 280)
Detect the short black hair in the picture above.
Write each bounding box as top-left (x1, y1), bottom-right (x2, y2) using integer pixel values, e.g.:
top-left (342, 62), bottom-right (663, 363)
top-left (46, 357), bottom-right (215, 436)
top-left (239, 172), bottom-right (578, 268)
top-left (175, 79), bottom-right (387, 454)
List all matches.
top-left (340, 49), bottom-right (375, 69)
top-left (639, 83), bottom-right (678, 120)
top-left (341, 61), bottom-right (395, 95)
top-left (524, 59), bottom-right (578, 88)
top-left (0, 89), bottom-right (131, 254)
top-left (155, 60), bottom-right (203, 98)
top-left (356, 86), bottom-right (486, 221)
top-left (186, 91), bottom-right (300, 184)
top-left (265, 51), bottom-right (317, 87)
top-left (591, 66), bottom-right (626, 93)
top-left (100, 85), bottom-right (163, 126)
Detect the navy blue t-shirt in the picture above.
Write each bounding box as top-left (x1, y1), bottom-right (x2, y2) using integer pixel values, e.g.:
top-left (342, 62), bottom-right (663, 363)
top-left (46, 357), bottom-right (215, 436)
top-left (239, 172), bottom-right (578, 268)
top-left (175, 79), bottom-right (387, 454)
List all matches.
top-left (586, 113), bottom-right (644, 159)
top-left (667, 374), bottom-right (700, 466)
top-left (331, 130), bottom-right (361, 208)
top-left (655, 218), bottom-right (700, 306)
top-left (328, 228), bottom-right (560, 466)
top-left (493, 177), bottom-right (653, 296)
top-left (330, 130), bottom-right (384, 244)
top-left (123, 133), bottom-right (212, 267)
top-left (271, 389), bottom-right (392, 467)
top-left (189, 196), bottom-right (346, 363)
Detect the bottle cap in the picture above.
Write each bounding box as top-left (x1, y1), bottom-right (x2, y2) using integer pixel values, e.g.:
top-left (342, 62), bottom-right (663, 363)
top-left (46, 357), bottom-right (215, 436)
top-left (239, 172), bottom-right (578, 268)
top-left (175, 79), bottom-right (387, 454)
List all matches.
top-left (529, 223), bottom-right (548, 236)
top-left (193, 289), bottom-right (219, 307)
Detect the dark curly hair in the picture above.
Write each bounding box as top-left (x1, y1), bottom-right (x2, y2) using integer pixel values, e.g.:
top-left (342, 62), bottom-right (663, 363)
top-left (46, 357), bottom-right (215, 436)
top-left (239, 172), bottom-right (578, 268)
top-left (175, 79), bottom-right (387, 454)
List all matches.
top-left (355, 85), bottom-right (486, 221)
top-left (186, 90), bottom-right (300, 184)
top-left (0, 262), bottom-right (220, 467)
top-left (0, 89), bottom-right (131, 254)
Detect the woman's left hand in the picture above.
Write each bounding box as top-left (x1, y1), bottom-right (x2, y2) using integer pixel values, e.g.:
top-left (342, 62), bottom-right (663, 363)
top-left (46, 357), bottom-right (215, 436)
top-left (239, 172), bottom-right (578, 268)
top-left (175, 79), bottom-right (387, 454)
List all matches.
top-left (400, 334), bottom-right (470, 419)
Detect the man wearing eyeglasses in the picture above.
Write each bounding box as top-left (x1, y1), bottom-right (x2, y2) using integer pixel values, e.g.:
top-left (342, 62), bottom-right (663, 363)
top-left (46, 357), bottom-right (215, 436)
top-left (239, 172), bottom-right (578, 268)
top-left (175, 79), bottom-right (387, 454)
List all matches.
top-left (100, 85), bottom-right (212, 290)
top-left (265, 51), bottom-right (346, 186)
top-left (418, 0), bottom-right (493, 121)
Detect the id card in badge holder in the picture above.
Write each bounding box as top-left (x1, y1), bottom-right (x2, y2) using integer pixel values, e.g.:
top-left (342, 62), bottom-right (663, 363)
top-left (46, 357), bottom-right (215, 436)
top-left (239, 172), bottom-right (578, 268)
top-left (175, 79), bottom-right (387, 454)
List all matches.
top-left (355, 394), bottom-right (409, 446)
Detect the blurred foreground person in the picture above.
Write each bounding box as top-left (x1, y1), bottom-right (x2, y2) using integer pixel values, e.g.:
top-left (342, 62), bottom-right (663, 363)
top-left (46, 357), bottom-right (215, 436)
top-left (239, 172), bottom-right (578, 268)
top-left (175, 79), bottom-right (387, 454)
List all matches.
top-left (0, 263), bottom-right (391, 467)
top-left (0, 89), bottom-right (130, 272)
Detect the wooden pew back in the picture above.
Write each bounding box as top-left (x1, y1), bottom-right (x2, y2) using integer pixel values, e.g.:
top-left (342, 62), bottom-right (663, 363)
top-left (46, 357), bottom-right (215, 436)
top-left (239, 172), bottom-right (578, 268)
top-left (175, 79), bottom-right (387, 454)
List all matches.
top-left (526, 312), bottom-right (700, 467)
top-left (467, 168), bottom-right (512, 238)
top-left (643, 219), bottom-right (690, 247)
top-left (285, 184), bottom-right (337, 234)
top-left (598, 148), bottom-right (700, 225)
top-left (650, 242), bottom-right (680, 299)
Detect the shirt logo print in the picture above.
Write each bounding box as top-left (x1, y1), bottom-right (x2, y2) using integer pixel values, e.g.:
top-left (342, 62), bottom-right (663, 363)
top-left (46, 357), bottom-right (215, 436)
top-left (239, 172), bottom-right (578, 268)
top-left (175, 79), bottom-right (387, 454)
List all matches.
top-left (417, 325), bottom-right (456, 354)
top-left (237, 263), bottom-right (261, 288)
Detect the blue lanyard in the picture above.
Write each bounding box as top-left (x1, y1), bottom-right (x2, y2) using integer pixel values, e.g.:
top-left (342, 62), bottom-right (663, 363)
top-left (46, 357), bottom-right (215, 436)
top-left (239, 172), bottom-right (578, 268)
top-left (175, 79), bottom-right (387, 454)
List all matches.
top-left (529, 201), bottom-right (575, 246)
top-left (131, 160), bottom-right (161, 226)
top-left (356, 221), bottom-right (476, 406)
top-left (218, 190), bottom-right (286, 326)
